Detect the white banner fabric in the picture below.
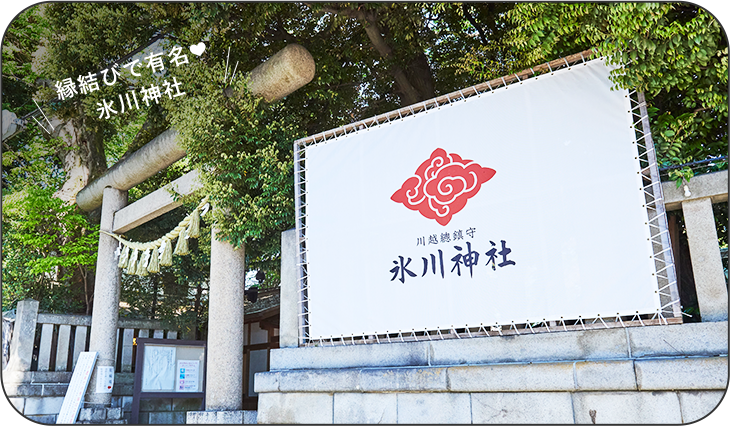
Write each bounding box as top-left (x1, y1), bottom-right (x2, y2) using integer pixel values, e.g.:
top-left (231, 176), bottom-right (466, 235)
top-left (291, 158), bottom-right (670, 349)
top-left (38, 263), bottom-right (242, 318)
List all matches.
top-left (304, 58), bottom-right (660, 339)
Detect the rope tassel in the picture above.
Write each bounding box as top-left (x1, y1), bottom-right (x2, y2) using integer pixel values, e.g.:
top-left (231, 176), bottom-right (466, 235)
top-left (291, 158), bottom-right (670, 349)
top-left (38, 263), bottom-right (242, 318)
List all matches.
top-left (118, 245), bottom-right (130, 269)
top-left (174, 229), bottom-right (189, 256)
top-left (188, 208), bottom-right (200, 238)
top-left (147, 245), bottom-right (160, 273)
top-left (137, 250), bottom-right (150, 276)
top-left (126, 249), bottom-right (139, 275)
top-left (160, 239), bottom-right (173, 266)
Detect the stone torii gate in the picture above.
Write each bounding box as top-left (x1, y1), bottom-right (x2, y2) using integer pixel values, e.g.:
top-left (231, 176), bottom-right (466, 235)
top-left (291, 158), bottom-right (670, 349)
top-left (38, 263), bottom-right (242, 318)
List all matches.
top-left (75, 44), bottom-right (315, 423)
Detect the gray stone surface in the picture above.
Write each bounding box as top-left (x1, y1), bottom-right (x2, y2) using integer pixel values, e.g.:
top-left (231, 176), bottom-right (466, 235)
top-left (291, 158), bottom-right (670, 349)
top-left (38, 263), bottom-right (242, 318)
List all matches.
top-left (41, 384), bottom-right (69, 396)
top-left (206, 227), bottom-right (246, 411)
top-left (55, 324), bottom-right (71, 371)
top-left (187, 410), bottom-right (245, 424)
top-left (471, 392), bottom-right (574, 424)
top-left (23, 396), bottom-right (64, 415)
top-left (360, 367), bottom-right (448, 392)
top-left (635, 356), bottom-right (728, 390)
top-left (86, 187), bottom-right (127, 405)
top-left (254, 371), bottom-right (280, 393)
top-left (628, 321), bottom-right (728, 358)
top-left (257, 392), bottom-right (333, 423)
top-left (25, 414), bottom-right (57, 424)
top-left (5, 299), bottom-right (39, 372)
top-left (682, 197), bottom-right (728, 322)
top-left (575, 360), bottom-right (637, 391)
top-left (334, 393), bottom-right (397, 424)
top-left (663, 170), bottom-right (728, 211)
top-left (121, 396), bottom-right (133, 411)
top-left (79, 407), bottom-right (106, 422)
top-left (246, 44), bottom-right (316, 102)
top-left (678, 390), bottom-right (726, 423)
top-left (396, 393), bottom-right (471, 424)
top-left (270, 340), bottom-right (429, 370)
top-left (243, 410), bottom-right (257, 424)
top-left (0, 398), bottom-right (25, 416)
top-left (572, 391), bottom-right (682, 423)
top-left (447, 362), bottom-right (575, 392)
top-left (172, 397), bottom-right (204, 411)
top-left (4, 383), bottom-right (42, 397)
top-left (107, 407), bottom-right (123, 420)
top-left (149, 411), bottom-right (174, 424)
top-left (429, 328), bottom-right (629, 366)
top-left (140, 398), bottom-right (172, 412)
top-left (76, 129), bottom-right (184, 211)
top-left (279, 229), bottom-right (299, 348)
top-left (113, 170), bottom-right (201, 233)
top-left (276, 368), bottom-right (360, 393)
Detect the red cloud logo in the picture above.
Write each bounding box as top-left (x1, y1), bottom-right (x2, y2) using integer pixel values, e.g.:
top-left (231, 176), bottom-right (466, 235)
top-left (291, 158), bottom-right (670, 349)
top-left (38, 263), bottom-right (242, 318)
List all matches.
top-left (391, 148), bottom-right (496, 226)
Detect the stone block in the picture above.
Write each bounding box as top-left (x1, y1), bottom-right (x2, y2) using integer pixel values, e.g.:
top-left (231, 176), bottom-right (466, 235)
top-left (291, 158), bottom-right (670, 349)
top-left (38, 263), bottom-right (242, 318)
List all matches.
top-left (396, 393), bottom-right (471, 424)
top-left (279, 229), bottom-right (299, 348)
top-left (277, 368), bottom-right (360, 392)
top-left (628, 322), bottom-right (728, 358)
top-left (41, 384), bottom-right (69, 396)
top-left (114, 372), bottom-right (136, 384)
top-left (572, 391), bottom-right (682, 423)
top-left (111, 396), bottom-right (122, 408)
top-left (471, 392), bottom-right (574, 424)
top-left (6, 383), bottom-right (42, 397)
top-left (24, 396), bottom-right (64, 415)
top-left (138, 412), bottom-right (149, 424)
top-left (429, 328), bottom-right (628, 366)
top-left (254, 371), bottom-right (280, 392)
top-left (635, 357), bottom-right (727, 390)
top-left (0, 398), bottom-right (25, 416)
top-left (112, 384), bottom-right (134, 396)
top-left (172, 397), bottom-right (204, 411)
top-left (107, 407), bottom-right (123, 420)
top-left (243, 410), bottom-right (257, 424)
top-left (678, 390), bottom-right (726, 423)
top-left (334, 393), bottom-right (397, 424)
top-left (121, 396), bottom-right (133, 411)
top-left (140, 398), bottom-right (172, 412)
top-left (29, 371), bottom-right (73, 383)
top-left (575, 360), bottom-right (637, 390)
top-left (359, 367), bottom-right (448, 392)
top-left (149, 411), bottom-right (173, 424)
top-left (257, 392), bottom-right (333, 423)
top-left (186, 410), bottom-right (245, 424)
top-left (447, 362), bottom-right (574, 392)
top-left (79, 407), bottom-right (106, 422)
top-left (6, 299), bottom-right (39, 372)
top-left (270, 340), bottom-right (429, 370)
top-left (172, 411), bottom-right (186, 424)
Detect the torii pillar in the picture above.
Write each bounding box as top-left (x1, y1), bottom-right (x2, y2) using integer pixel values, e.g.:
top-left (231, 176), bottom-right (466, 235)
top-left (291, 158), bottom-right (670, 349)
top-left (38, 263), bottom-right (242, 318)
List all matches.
top-left (74, 44), bottom-right (315, 422)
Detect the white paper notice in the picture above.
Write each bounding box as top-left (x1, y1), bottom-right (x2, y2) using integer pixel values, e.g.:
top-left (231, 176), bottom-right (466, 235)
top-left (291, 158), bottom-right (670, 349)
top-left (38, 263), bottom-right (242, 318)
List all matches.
top-left (176, 360), bottom-right (199, 392)
top-left (142, 346), bottom-right (176, 391)
top-left (95, 366), bottom-right (115, 393)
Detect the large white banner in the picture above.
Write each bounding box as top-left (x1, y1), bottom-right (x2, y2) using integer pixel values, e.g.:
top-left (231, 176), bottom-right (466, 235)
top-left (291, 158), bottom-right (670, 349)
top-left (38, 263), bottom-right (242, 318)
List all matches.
top-left (303, 58), bottom-right (660, 339)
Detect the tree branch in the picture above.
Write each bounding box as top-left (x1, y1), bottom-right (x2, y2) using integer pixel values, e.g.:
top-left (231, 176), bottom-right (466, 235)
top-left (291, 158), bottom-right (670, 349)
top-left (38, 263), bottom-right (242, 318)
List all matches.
top-left (462, 4), bottom-right (488, 45)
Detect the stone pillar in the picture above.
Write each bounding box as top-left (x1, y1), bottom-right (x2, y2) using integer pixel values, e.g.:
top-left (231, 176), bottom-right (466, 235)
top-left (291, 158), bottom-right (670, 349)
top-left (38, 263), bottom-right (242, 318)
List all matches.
top-left (279, 229), bottom-right (299, 348)
top-left (205, 227), bottom-right (246, 411)
top-left (681, 197), bottom-right (728, 322)
top-left (86, 187), bottom-right (127, 405)
top-left (5, 299), bottom-right (39, 372)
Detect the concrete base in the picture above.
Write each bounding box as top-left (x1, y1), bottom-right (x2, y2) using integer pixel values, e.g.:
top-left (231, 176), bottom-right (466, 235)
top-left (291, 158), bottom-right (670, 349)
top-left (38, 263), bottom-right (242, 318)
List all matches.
top-left (186, 410), bottom-right (257, 424)
top-left (256, 322), bottom-right (728, 424)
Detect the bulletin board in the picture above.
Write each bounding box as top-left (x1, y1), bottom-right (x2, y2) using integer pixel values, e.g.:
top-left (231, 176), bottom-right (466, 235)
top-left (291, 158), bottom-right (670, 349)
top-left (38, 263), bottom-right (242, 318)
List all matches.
top-left (131, 338), bottom-right (207, 423)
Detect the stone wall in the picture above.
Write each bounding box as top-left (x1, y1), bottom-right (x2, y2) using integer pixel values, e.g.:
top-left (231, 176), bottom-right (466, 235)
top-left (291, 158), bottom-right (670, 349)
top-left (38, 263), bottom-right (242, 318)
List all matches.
top-left (255, 321), bottom-right (727, 423)
top-left (0, 371), bottom-right (201, 426)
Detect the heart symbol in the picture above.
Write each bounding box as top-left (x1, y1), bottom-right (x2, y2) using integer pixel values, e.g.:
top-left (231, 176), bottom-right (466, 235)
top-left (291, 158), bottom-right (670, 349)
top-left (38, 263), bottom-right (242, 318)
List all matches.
top-left (190, 42), bottom-right (206, 56)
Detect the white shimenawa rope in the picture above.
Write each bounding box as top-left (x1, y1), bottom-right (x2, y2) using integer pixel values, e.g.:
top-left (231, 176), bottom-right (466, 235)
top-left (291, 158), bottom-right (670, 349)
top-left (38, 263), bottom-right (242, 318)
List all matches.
top-left (101, 196), bottom-right (209, 275)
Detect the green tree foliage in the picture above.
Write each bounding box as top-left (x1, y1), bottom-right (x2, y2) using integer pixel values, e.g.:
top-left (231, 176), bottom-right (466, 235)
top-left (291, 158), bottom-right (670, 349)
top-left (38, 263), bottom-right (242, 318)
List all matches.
top-left (3, 2), bottom-right (726, 319)
top-left (2, 187), bottom-right (98, 312)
